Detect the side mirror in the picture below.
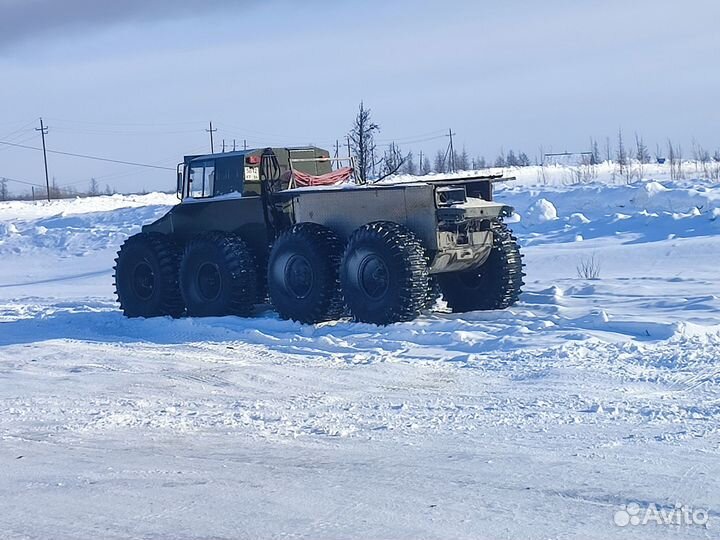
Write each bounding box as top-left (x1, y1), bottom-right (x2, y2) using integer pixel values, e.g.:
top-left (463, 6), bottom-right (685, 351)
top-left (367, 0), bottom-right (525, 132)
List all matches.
top-left (176, 164), bottom-right (184, 199)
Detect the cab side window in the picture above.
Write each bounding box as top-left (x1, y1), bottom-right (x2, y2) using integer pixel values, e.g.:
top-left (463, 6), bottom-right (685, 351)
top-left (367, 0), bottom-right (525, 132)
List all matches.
top-left (214, 157), bottom-right (244, 196)
top-left (189, 161), bottom-right (215, 198)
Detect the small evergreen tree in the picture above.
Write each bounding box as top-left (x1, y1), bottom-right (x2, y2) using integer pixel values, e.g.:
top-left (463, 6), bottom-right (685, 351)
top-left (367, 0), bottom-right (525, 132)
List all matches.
top-left (421, 155), bottom-right (431, 175)
top-left (434, 150), bottom-right (446, 173)
top-left (457, 147), bottom-right (470, 171)
top-left (402, 151), bottom-right (416, 175)
top-left (635, 134), bottom-right (651, 164)
top-left (473, 156), bottom-right (487, 169)
top-left (590, 138), bottom-right (601, 164)
top-left (616, 128), bottom-right (629, 181)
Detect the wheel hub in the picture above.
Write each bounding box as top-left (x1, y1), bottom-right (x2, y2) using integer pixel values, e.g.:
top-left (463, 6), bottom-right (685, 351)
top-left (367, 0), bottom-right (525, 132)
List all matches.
top-left (131, 261), bottom-right (155, 301)
top-left (196, 262), bottom-right (222, 302)
top-left (358, 255), bottom-right (389, 300)
top-left (284, 254), bottom-right (313, 299)
top-left (457, 269), bottom-right (485, 289)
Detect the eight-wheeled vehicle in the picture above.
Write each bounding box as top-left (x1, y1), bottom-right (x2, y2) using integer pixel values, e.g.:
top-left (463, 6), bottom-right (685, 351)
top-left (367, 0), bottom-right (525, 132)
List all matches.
top-left (114, 146), bottom-right (524, 325)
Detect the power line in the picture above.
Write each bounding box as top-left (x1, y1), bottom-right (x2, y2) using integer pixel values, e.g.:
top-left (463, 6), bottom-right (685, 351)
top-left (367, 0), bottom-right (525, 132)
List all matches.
top-left (0, 119), bottom-right (37, 142)
top-left (45, 117), bottom-right (208, 128)
top-left (386, 134), bottom-right (448, 148)
top-left (51, 126), bottom-right (204, 136)
top-left (214, 122), bottom-right (315, 142)
top-left (0, 139), bottom-right (175, 170)
top-left (0, 132), bottom-right (39, 154)
top-left (376, 129), bottom-right (447, 144)
top-left (0, 175), bottom-right (44, 187)
top-left (1, 142), bottom-right (211, 193)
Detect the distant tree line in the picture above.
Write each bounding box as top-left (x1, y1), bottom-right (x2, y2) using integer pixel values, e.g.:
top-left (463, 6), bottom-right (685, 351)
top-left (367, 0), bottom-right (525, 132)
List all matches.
top-left (0, 177), bottom-right (117, 202)
top-left (347, 102), bottom-right (720, 182)
top-left (4, 104), bottom-right (720, 201)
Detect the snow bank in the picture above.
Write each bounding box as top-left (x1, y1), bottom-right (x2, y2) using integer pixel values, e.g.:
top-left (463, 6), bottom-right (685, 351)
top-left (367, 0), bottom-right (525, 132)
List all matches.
top-left (525, 198), bottom-right (558, 224)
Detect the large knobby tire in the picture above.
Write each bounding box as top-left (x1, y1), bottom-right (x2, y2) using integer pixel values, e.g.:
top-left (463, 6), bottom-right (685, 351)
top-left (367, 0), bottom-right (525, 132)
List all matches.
top-left (268, 223), bottom-right (344, 324)
top-left (114, 232), bottom-right (184, 318)
top-left (437, 220), bottom-right (524, 312)
top-left (340, 221), bottom-right (429, 325)
top-left (254, 250), bottom-right (269, 304)
top-left (180, 232), bottom-right (257, 317)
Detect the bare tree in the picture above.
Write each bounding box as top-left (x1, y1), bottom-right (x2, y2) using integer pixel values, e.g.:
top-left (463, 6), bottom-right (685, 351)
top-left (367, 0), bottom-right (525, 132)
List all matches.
top-left (604, 137), bottom-right (611, 162)
top-left (89, 177), bottom-right (99, 196)
top-left (675, 143), bottom-right (684, 179)
top-left (577, 254), bottom-right (601, 280)
top-left (348, 101), bottom-right (379, 183)
top-left (667, 139), bottom-right (676, 180)
top-left (694, 142), bottom-right (712, 178)
top-left (379, 142), bottom-right (406, 179)
top-left (50, 177), bottom-right (61, 199)
top-left (711, 150), bottom-right (720, 180)
top-left (0, 178), bottom-right (8, 201)
top-left (633, 133), bottom-right (650, 180)
top-left (667, 139), bottom-right (684, 180)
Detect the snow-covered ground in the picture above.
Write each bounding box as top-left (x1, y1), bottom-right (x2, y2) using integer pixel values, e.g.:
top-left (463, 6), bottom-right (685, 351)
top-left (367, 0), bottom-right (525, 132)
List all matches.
top-left (1, 165), bottom-right (719, 539)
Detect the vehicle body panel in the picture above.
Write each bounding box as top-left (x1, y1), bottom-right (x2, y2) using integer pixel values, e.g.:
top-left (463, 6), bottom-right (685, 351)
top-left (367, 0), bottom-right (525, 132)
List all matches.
top-left (144, 146), bottom-right (514, 275)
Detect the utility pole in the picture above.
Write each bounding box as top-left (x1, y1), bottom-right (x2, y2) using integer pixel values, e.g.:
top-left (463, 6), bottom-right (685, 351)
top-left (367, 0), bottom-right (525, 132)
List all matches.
top-left (334, 139), bottom-right (340, 168)
top-left (233, 139), bottom-right (237, 152)
top-left (243, 139), bottom-right (247, 151)
top-left (206, 121), bottom-right (217, 153)
top-left (447, 128), bottom-right (456, 172)
top-left (36, 118), bottom-right (50, 201)
top-left (346, 136), bottom-right (351, 158)
top-left (222, 139), bottom-right (226, 153)
top-left (419, 150), bottom-right (424, 174)
top-left (32, 186), bottom-right (35, 202)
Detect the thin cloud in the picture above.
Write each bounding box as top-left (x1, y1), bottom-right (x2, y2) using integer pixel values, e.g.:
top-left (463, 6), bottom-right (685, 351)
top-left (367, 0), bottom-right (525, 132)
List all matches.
top-left (0, 0), bottom-right (247, 48)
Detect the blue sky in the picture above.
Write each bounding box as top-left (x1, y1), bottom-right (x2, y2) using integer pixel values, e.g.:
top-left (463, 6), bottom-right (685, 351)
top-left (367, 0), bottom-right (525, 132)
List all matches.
top-left (1, 0), bottom-right (718, 193)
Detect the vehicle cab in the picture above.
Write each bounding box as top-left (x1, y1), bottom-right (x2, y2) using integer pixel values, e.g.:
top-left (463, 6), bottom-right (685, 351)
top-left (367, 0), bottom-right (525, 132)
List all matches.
top-left (176, 146), bottom-right (333, 201)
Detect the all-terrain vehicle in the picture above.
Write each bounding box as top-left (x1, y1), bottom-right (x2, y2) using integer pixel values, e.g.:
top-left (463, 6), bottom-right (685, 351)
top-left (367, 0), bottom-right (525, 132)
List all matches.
top-left (114, 146), bottom-right (524, 325)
